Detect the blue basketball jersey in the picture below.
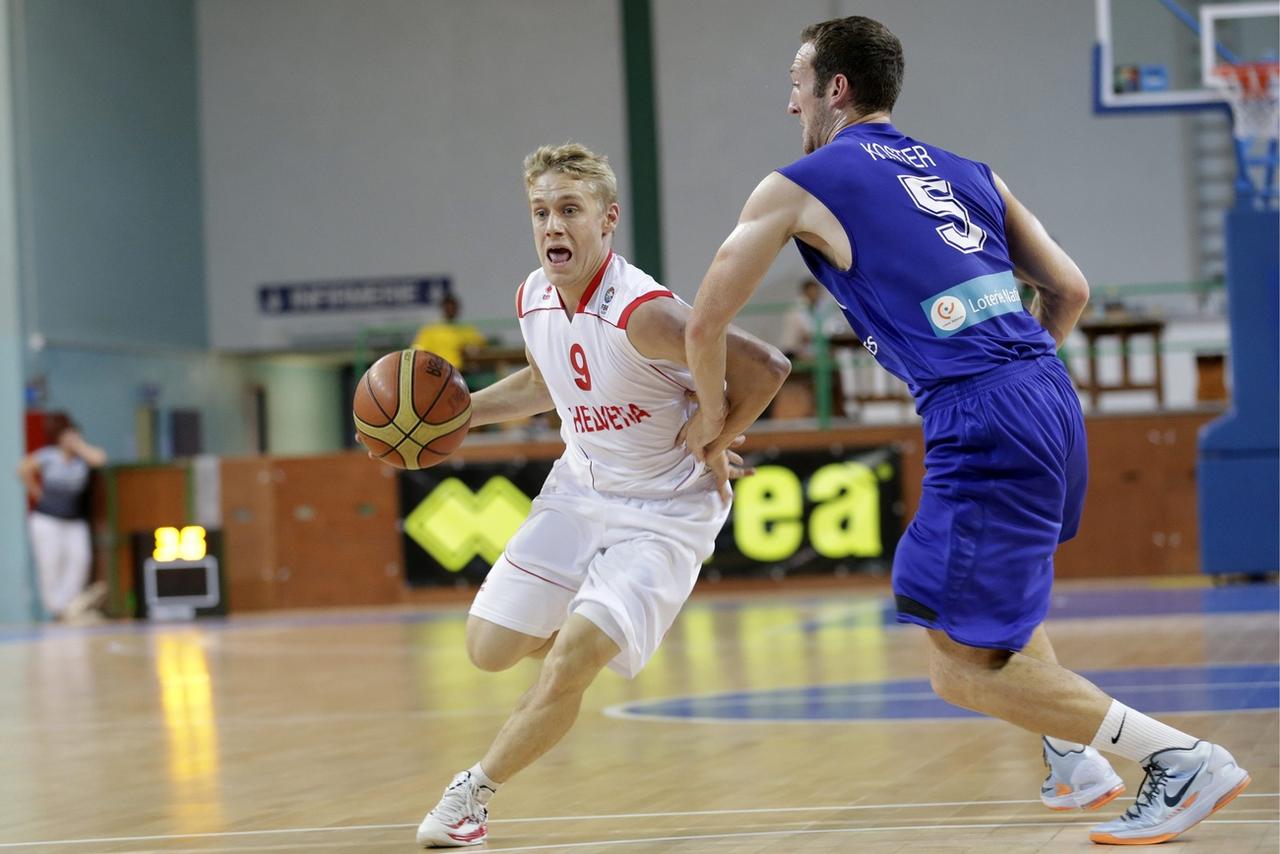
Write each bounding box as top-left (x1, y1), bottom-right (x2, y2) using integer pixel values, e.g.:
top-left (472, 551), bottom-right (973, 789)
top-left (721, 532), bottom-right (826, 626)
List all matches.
top-left (777, 123), bottom-right (1055, 404)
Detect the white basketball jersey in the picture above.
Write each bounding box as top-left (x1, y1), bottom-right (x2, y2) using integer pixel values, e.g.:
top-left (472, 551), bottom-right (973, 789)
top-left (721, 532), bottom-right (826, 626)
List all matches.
top-left (517, 252), bottom-right (711, 497)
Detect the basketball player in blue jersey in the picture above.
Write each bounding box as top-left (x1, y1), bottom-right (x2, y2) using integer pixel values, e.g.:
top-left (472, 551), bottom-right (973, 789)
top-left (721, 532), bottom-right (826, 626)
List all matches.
top-left (683, 16), bottom-right (1251, 846)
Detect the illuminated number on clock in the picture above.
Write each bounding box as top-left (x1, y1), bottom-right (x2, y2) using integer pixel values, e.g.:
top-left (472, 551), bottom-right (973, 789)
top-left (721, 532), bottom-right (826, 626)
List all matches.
top-left (153, 525), bottom-right (208, 562)
top-left (898, 174), bottom-right (987, 254)
top-left (569, 343), bottom-right (592, 390)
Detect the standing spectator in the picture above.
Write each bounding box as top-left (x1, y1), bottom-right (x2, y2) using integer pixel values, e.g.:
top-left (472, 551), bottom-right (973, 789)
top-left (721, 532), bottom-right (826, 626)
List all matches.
top-left (411, 294), bottom-right (488, 371)
top-left (17, 419), bottom-right (107, 620)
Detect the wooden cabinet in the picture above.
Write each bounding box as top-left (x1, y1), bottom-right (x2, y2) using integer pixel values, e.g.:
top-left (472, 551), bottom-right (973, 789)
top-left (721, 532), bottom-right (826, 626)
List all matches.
top-left (1057, 412), bottom-right (1211, 576)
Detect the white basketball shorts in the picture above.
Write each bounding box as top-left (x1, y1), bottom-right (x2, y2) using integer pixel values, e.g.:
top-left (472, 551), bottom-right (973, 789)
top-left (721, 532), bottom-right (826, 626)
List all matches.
top-left (469, 464), bottom-right (730, 678)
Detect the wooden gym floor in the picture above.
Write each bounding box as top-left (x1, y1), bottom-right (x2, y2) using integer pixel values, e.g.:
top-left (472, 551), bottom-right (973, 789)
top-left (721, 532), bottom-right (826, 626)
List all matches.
top-left (1, 579), bottom-right (1276, 852)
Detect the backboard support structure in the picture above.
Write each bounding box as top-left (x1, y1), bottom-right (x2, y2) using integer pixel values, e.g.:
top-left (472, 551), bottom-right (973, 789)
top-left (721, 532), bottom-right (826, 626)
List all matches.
top-left (1096, 1), bottom-right (1279, 576)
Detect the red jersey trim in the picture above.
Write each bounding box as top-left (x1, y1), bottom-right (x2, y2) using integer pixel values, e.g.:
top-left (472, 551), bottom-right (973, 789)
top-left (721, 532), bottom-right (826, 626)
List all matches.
top-left (515, 279), bottom-right (527, 319)
top-left (617, 290), bottom-right (674, 329)
top-left (503, 554), bottom-right (576, 592)
top-left (575, 251), bottom-right (614, 314)
top-left (648, 363), bottom-right (692, 392)
top-left (577, 311), bottom-right (619, 329)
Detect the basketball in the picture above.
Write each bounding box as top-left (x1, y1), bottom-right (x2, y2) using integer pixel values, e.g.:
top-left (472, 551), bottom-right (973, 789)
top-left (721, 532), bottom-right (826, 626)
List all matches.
top-left (353, 350), bottom-right (472, 470)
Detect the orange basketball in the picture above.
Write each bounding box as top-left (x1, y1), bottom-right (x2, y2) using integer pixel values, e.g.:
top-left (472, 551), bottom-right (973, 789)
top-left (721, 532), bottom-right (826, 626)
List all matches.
top-left (353, 350), bottom-right (472, 470)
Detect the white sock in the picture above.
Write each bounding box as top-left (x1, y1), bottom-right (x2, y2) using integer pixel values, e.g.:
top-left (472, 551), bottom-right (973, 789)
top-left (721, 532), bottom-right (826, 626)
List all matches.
top-left (1044, 735), bottom-right (1086, 754)
top-left (1089, 700), bottom-right (1198, 763)
top-left (469, 763), bottom-right (499, 804)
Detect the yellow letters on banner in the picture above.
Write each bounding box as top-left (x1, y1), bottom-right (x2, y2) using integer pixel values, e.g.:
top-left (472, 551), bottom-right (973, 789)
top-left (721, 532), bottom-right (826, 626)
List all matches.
top-left (732, 462), bottom-right (887, 563)
top-left (807, 462), bottom-right (883, 558)
top-left (733, 466), bottom-right (805, 562)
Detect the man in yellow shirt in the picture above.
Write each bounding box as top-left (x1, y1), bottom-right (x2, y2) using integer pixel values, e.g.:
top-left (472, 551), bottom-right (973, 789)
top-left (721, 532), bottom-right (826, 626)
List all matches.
top-left (411, 294), bottom-right (487, 370)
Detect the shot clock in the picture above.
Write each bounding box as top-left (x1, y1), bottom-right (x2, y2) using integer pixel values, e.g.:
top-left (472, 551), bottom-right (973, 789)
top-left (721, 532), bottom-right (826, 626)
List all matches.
top-left (130, 526), bottom-right (227, 620)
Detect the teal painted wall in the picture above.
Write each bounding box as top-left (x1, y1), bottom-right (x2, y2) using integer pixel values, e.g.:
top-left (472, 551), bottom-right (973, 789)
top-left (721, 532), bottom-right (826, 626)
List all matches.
top-left (10, 0), bottom-right (230, 468)
top-left (0, 0), bottom-right (36, 621)
top-left (32, 346), bottom-right (255, 460)
top-left (12, 0), bottom-right (206, 349)
top-left (28, 349), bottom-right (351, 461)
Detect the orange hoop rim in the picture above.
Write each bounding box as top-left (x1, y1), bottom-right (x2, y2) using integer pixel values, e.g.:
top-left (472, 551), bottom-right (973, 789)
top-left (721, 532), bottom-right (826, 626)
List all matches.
top-left (1213, 61), bottom-right (1280, 98)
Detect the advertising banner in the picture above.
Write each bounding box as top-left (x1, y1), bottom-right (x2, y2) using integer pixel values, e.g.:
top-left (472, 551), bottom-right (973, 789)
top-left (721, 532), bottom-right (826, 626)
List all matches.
top-left (399, 445), bottom-right (901, 587)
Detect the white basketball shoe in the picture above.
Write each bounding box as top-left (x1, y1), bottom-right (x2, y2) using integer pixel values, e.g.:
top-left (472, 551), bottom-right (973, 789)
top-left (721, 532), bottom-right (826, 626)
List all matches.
top-left (416, 770), bottom-right (493, 848)
top-left (1040, 738), bottom-right (1126, 811)
top-left (1090, 740), bottom-right (1251, 845)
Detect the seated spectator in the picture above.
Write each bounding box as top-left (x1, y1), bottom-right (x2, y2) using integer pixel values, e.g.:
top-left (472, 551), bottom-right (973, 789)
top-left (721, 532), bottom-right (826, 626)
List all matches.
top-left (411, 294), bottom-right (487, 370)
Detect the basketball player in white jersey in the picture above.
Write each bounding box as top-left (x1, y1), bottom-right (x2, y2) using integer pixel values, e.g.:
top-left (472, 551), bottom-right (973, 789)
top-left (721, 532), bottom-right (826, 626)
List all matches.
top-left (411, 143), bottom-right (790, 847)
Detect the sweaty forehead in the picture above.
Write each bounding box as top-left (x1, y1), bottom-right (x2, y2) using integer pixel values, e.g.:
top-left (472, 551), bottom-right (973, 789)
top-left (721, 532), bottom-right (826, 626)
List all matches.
top-left (792, 42), bottom-right (815, 72)
top-left (528, 173), bottom-right (590, 201)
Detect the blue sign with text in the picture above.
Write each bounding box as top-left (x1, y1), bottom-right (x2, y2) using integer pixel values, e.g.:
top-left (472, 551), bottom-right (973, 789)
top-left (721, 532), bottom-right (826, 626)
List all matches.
top-left (258, 275), bottom-right (452, 315)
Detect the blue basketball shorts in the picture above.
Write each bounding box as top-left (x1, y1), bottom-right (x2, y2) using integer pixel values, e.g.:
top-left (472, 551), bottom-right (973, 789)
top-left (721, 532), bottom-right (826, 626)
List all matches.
top-left (892, 355), bottom-right (1087, 651)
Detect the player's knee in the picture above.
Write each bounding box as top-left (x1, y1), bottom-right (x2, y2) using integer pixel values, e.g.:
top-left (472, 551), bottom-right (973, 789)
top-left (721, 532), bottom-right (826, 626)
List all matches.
top-left (466, 640), bottom-right (519, 672)
top-left (465, 618), bottom-right (551, 672)
top-left (536, 650), bottom-right (598, 700)
top-left (928, 646), bottom-right (1014, 705)
top-left (928, 660), bottom-right (964, 704)
top-left (465, 628), bottom-right (530, 672)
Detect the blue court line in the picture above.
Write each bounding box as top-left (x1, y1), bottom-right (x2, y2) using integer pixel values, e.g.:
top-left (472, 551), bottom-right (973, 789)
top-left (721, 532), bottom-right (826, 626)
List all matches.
top-left (1045, 585), bottom-right (1279, 619)
top-left (797, 583), bottom-right (1280, 633)
top-left (614, 663), bottom-right (1280, 722)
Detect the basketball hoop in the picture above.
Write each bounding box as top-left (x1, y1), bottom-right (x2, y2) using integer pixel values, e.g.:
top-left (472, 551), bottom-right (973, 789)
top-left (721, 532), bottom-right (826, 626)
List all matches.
top-left (1212, 61), bottom-right (1280, 140)
top-left (1210, 61), bottom-right (1279, 208)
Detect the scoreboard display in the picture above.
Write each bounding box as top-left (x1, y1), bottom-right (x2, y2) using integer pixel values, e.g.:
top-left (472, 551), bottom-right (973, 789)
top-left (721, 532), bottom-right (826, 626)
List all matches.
top-left (130, 526), bottom-right (227, 620)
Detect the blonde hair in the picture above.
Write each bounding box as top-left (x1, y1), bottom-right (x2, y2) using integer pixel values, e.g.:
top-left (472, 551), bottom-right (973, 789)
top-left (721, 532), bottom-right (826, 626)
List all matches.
top-left (523, 142), bottom-right (618, 208)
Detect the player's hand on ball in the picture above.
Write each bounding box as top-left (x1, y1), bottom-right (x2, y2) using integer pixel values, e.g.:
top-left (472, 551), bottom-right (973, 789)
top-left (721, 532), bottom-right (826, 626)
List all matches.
top-left (354, 432), bottom-right (377, 460)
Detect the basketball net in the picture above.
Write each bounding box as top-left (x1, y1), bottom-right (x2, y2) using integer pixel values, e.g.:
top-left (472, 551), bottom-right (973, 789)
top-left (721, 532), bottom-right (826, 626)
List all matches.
top-left (1214, 62), bottom-right (1280, 141)
top-left (1211, 61), bottom-right (1279, 207)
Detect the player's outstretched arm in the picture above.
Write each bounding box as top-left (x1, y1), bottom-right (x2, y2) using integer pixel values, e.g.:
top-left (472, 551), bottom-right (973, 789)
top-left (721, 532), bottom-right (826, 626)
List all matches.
top-left (994, 174), bottom-right (1090, 346)
top-left (684, 173), bottom-right (809, 459)
top-left (468, 349), bottom-right (555, 428)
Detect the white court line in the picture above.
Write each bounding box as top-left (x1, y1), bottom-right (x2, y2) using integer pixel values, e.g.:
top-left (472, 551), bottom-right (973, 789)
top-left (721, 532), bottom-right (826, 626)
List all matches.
top-left (602, 704), bottom-right (1280, 726)
top-left (1, 794), bottom-right (1275, 849)
top-left (91, 819), bottom-right (1280, 854)
top-left (477, 820), bottom-right (1280, 853)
